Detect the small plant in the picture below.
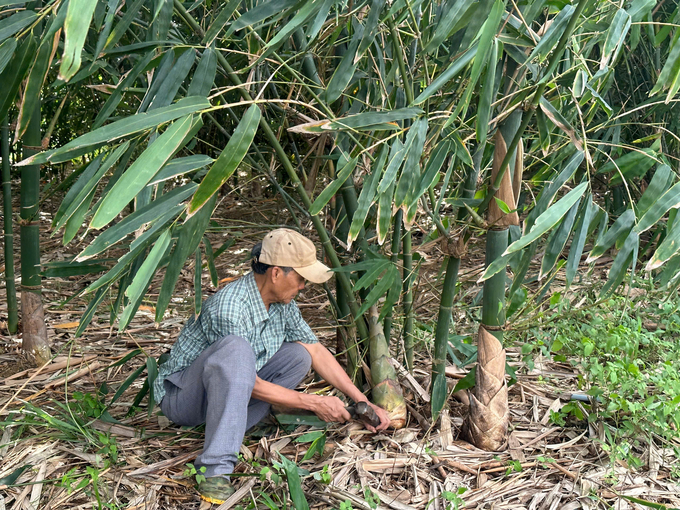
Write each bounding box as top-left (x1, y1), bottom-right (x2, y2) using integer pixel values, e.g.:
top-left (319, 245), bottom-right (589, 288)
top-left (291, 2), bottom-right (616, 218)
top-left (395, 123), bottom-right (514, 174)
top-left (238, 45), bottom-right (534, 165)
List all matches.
top-left (183, 463), bottom-right (207, 485)
top-left (339, 500), bottom-right (354, 510)
top-left (441, 488), bottom-right (467, 510)
top-left (312, 464), bottom-right (332, 484)
top-left (363, 487), bottom-right (380, 509)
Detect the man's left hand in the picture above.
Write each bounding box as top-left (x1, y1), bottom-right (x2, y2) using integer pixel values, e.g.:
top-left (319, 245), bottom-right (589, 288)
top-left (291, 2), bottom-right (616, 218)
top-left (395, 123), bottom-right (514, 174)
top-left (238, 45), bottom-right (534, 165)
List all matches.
top-left (363, 401), bottom-right (390, 432)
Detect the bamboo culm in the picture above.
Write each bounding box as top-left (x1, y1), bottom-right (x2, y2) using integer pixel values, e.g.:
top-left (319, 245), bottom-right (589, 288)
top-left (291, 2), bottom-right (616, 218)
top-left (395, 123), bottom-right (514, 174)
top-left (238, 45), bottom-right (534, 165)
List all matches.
top-left (2, 117), bottom-right (18, 333)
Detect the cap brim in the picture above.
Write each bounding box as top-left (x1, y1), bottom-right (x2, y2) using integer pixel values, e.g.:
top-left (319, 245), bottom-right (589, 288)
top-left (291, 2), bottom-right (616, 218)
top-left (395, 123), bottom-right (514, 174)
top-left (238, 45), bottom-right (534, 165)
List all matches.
top-left (294, 260), bottom-right (332, 284)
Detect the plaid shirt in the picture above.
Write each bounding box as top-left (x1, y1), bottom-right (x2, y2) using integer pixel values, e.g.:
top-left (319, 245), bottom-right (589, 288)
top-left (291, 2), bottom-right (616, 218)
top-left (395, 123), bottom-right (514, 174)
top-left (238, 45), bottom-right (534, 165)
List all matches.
top-left (154, 271), bottom-right (317, 402)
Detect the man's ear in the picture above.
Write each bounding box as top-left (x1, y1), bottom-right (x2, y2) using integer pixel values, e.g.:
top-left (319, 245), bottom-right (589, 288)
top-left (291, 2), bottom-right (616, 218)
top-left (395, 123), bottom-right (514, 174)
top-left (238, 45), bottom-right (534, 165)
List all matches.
top-left (270, 266), bottom-right (281, 283)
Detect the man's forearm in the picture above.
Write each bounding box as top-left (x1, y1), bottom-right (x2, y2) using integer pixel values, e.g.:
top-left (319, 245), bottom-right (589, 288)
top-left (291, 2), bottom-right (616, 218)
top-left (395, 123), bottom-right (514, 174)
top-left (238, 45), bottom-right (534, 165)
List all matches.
top-left (303, 343), bottom-right (368, 404)
top-left (251, 376), bottom-right (318, 411)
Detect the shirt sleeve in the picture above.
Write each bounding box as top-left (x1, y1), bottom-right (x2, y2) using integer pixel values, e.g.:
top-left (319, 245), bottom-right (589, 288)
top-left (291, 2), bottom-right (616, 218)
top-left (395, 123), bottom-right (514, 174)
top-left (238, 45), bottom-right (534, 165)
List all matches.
top-left (284, 300), bottom-right (317, 344)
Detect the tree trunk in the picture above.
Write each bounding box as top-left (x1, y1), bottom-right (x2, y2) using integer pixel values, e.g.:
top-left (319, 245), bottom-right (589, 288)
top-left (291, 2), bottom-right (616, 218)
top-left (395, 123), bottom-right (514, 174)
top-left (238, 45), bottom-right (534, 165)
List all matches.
top-left (2, 117), bottom-right (18, 334)
top-left (20, 91), bottom-right (50, 365)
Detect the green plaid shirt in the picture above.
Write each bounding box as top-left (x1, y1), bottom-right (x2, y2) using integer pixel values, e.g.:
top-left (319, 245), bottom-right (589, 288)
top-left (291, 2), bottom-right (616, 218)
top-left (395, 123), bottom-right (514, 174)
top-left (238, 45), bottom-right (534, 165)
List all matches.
top-left (154, 271), bottom-right (317, 402)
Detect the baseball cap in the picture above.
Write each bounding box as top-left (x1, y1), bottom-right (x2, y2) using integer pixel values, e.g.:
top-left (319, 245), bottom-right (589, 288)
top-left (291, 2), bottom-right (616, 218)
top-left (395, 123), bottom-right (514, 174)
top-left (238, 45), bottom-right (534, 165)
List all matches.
top-left (259, 229), bottom-right (332, 284)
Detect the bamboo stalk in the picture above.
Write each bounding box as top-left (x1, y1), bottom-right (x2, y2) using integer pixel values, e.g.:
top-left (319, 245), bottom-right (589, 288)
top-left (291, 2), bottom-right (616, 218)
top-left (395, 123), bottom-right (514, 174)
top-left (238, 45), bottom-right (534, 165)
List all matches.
top-left (430, 255), bottom-right (461, 419)
top-left (2, 117), bottom-right (18, 334)
top-left (402, 229), bottom-right (414, 372)
top-left (383, 209), bottom-right (402, 342)
top-left (20, 75), bottom-right (50, 365)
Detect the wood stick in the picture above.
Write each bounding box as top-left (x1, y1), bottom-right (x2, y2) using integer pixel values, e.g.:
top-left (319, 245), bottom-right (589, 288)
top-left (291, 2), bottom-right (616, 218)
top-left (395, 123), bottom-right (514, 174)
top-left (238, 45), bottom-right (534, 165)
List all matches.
top-left (44, 361), bottom-right (101, 389)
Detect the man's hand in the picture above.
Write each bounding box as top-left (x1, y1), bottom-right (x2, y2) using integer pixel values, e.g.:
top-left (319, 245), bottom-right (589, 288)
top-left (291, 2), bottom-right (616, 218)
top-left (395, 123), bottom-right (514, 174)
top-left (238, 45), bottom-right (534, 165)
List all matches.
top-left (310, 395), bottom-right (352, 423)
top-left (363, 401), bottom-right (390, 432)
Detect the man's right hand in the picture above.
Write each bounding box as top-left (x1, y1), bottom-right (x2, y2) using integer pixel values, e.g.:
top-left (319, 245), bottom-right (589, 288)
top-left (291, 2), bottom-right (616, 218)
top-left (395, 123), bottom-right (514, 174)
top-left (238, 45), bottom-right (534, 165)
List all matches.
top-left (309, 395), bottom-right (352, 423)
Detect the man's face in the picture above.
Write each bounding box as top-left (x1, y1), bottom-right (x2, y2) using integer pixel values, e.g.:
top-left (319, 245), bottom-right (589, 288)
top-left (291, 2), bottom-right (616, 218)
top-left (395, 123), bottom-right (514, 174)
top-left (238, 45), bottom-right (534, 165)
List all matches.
top-left (272, 267), bottom-right (306, 304)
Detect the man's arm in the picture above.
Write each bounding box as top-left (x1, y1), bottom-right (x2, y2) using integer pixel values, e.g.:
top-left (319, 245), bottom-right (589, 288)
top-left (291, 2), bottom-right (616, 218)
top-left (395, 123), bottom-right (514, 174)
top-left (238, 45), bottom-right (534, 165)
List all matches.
top-left (251, 376), bottom-right (352, 423)
top-left (298, 341), bottom-right (391, 431)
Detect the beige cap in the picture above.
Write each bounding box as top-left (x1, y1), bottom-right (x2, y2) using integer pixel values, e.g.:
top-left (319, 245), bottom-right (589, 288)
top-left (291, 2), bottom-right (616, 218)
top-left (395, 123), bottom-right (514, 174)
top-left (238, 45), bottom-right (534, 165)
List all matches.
top-left (260, 229), bottom-right (332, 284)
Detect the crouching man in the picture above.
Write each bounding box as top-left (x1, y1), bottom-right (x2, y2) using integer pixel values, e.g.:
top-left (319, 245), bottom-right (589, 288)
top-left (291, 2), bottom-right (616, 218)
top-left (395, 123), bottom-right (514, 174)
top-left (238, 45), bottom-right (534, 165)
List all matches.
top-left (154, 228), bottom-right (390, 504)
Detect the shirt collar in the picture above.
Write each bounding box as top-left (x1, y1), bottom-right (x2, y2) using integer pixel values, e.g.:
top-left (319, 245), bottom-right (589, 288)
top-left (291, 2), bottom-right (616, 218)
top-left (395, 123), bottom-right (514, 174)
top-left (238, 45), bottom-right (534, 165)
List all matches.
top-left (245, 272), bottom-right (270, 324)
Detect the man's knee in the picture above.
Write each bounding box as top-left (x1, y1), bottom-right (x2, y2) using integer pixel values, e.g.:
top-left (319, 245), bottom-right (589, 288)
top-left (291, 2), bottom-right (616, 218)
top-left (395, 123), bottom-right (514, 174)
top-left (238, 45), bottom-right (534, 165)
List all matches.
top-left (287, 342), bottom-right (312, 375)
top-left (205, 336), bottom-right (256, 382)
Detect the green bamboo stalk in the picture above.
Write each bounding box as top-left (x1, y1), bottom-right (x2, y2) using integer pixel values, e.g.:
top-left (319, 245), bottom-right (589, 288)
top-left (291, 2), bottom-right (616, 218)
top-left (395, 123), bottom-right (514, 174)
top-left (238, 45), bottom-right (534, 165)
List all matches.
top-left (2, 117), bottom-right (18, 334)
top-left (430, 255), bottom-right (461, 419)
top-left (383, 209), bottom-right (402, 342)
top-left (402, 229), bottom-right (414, 372)
top-left (20, 82), bottom-right (50, 365)
top-left (482, 229), bottom-right (508, 332)
top-left (172, 0), bottom-right (370, 341)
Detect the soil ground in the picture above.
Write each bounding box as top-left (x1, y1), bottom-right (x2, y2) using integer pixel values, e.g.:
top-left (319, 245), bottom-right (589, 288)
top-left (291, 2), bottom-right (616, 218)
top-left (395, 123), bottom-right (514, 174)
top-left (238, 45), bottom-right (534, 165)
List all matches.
top-left (1, 186), bottom-right (679, 510)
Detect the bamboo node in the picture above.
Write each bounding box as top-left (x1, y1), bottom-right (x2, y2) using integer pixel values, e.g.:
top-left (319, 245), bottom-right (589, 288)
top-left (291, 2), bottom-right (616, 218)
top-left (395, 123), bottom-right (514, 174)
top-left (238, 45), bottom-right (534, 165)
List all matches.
top-left (22, 145), bottom-right (43, 151)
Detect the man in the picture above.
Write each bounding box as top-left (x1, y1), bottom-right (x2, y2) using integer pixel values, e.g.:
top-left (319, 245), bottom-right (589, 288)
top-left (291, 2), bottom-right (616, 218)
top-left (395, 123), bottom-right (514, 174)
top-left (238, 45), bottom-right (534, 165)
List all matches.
top-left (154, 228), bottom-right (390, 504)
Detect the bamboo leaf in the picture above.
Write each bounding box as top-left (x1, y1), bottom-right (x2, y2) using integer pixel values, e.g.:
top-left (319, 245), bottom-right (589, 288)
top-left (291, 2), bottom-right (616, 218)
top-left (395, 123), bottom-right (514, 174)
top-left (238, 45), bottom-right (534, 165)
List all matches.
top-left (600, 230), bottom-right (638, 296)
top-left (0, 37), bottom-right (17, 75)
top-left (348, 144), bottom-right (388, 248)
top-left (598, 147), bottom-right (658, 186)
top-left (454, 0), bottom-right (503, 119)
top-left (536, 108), bottom-right (551, 155)
top-left (187, 47), bottom-right (217, 97)
top-left (119, 229), bottom-right (172, 331)
top-left (203, 237), bottom-right (218, 287)
top-left (540, 198), bottom-right (581, 279)
top-left (476, 38), bottom-right (498, 145)
top-left (279, 455), bottom-right (310, 510)
top-left (155, 195), bottom-right (216, 321)
top-left (328, 108), bottom-right (423, 131)
top-left (149, 49), bottom-right (196, 110)
top-left (0, 11), bottom-right (37, 43)
top-left (149, 155), bottom-right (214, 185)
top-left (587, 209), bottom-right (635, 262)
top-left (59, 0), bottom-right (97, 81)
top-left (309, 155), bottom-right (358, 216)
top-left (55, 143), bottom-right (130, 233)
top-left (109, 364), bottom-right (146, 405)
top-left (527, 5), bottom-right (575, 62)
top-left (636, 164), bottom-right (674, 217)
top-left (146, 357), bottom-right (158, 413)
top-left (377, 139), bottom-right (406, 193)
top-left (75, 287), bottom-right (109, 337)
top-left (505, 182), bottom-right (589, 255)
top-left (601, 9), bottom-right (631, 70)
top-left (194, 247), bottom-right (203, 315)
top-left (92, 115), bottom-right (198, 229)
top-left (188, 105), bottom-right (260, 216)
top-left (356, 265), bottom-right (397, 317)
top-left (410, 140), bottom-right (452, 209)
top-left (395, 117), bottom-right (427, 210)
top-left (77, 184), bottom-right (195, 261)
top-left (357, 0), bottom-right (386, 56)
top-left (413, 43), bottom-right (477, 104)
top-left (538, 97), bottom-right (583, 152)
top-left (353, 259), bottom-right (391, 292)
top-left (377, 183), bottom-right (395, 245)
top-left (18, 97), bottom-right (210, 166)
top-left (323, 23), bottom-right (363, 103)
top-left (0, 35), bottom-right (36, 124)
top-left (565, 196), bottom-right (595, 288)
top-left (647, 221), bottom-right (680, 271)
top-left (93, 50), bottom-right (157, 129)
top-left (227, 0), bottom-right (299, 36)
top-left (15, 31), bottom-right (58, 140)
top-left (105, 0), bottom-right (145, 50)
top-left (650, 29), bottom-right (680, 102)
top-left (635, 181), bottom-right (680, 234)
top-left (63, 188), bottom-right (97, 244)
top-left (261, 0), bottom-right (329, 60)
top-left (424, 0), bottom-right (470, 53)
top-left (202, 0), bottom-right (241, 45)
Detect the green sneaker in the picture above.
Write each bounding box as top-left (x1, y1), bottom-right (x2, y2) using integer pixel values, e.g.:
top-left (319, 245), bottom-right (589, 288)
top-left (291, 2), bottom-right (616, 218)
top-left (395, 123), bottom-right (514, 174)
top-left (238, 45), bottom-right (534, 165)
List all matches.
top-left (197, 476), bottom-right (236, 504)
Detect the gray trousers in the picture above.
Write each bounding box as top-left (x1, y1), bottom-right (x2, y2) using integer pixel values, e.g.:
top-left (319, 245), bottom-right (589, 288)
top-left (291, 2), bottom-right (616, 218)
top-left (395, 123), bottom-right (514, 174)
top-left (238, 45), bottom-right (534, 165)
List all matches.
top-left (159, 335), bottom-right (312, 478)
